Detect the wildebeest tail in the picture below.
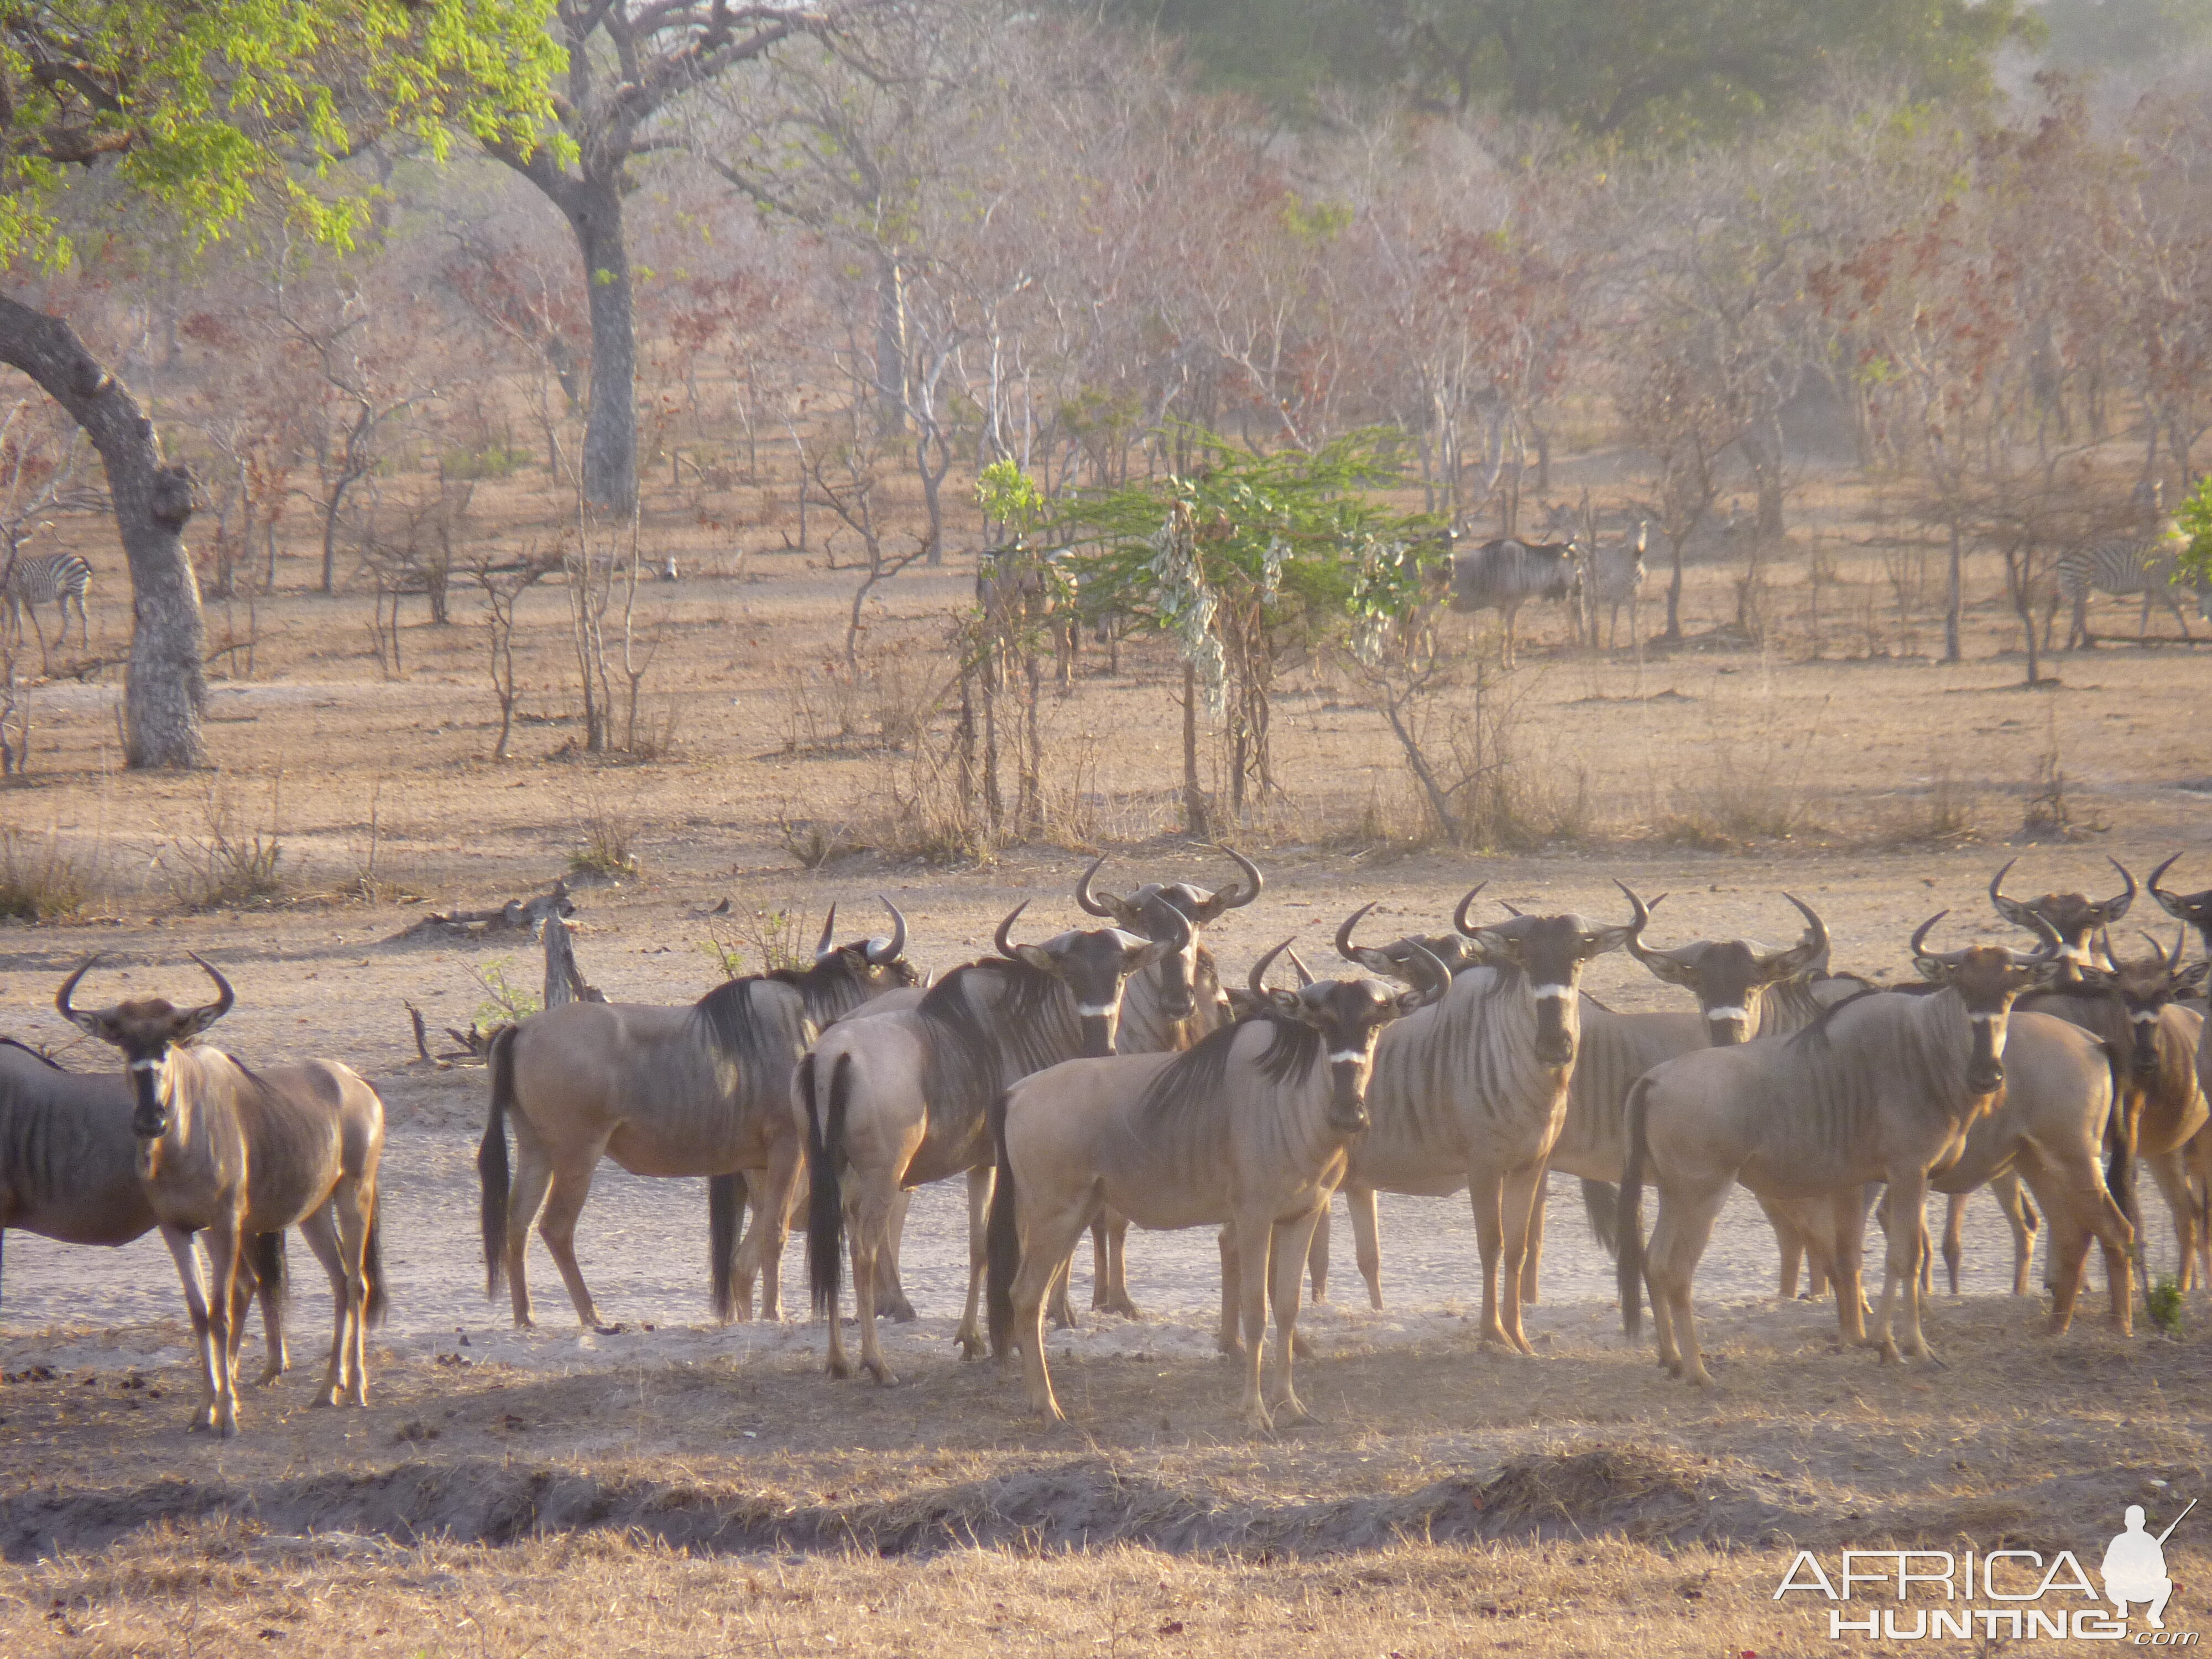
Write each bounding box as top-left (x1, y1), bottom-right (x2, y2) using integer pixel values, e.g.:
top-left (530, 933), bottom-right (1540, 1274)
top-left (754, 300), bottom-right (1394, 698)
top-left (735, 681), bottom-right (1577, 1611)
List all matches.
top-left (985, 1089), bottom-right (1018, 1359)
top-left (249, 1230), bottom-right (288, 1323)
top-left (805, 1051), bottom-right (850, 1321)
top-left (709, 1170), bottom-right (747, 1324)
top-left (363, 1194), bottom-right (388, 1329)
top-left (478, 1024), bottom-right (517, 1297)
top-left (1616, 1077), bottom-right (1653, 1338)
top-left (1580, 1178), bottom-right (1621, 1259)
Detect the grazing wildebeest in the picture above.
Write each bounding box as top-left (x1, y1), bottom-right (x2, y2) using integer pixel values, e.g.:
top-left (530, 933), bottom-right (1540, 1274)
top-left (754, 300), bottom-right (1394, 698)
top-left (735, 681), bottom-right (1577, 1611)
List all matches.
top-left (1449, 534), bottom-right (1579, 666)
top-left (1067, 846), bottom-right (1258, 1319)
top-left (986, 936), bottom-right (1448, 1427)
top-left (802, 900), bottom-right (1188, 1382)
top-left (479, 899), bottom-right (917, 1330)
top-left (1988, 857), bottom-right (2136, 982)
top-left (58, 956), bottom-right (387, 1436)
top-left (1617, 912), bottom-right (2064, 1384)
top-left (1335, 888), bottom-right (1640, 1355)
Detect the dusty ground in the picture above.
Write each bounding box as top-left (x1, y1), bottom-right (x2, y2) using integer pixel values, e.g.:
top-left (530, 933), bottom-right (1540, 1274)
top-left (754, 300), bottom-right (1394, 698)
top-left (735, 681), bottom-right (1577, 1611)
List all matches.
top-left (1, 466), bottom-right (2209, 1653)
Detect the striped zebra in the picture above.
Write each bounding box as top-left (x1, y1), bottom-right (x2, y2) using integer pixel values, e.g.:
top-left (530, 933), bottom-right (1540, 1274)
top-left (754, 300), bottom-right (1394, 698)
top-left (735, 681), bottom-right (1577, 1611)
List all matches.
top-left (1449, 533), bottom-right (1579, 667)
top-left (1579, 519), bottom-right (1647, 650)
top-left (2058, 481), bottom-right (2202, 650)
top-left (1, 550), bottom-right (92, 653)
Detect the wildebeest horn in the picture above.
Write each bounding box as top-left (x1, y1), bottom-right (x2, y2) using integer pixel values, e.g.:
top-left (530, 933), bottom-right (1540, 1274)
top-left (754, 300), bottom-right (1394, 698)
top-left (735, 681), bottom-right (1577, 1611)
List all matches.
top-left (185, 953), bottom-right (237, 1026)
top-left (1451, 883), bottom-right (1489, 937)
top-left (55, 953), bottom-right (104, 1026)
top-left (869, 896), bottom-right (907, 963)
top-left (1335, 900), bottom-right (1400, 975)
top-left (1128, 899), bottom-right (1193, 973)
top-left (2010, 910), bottom-right (2064, 965)
top-left (1073, 854), bottom-right (1115, 919)
top-left (1761, 894), bottom-right (1830, 980)
top-left (2148, 853), bottom-right (2192, 918)
top-left (1986, 858), bottom-right (2032, 929)
top-left (994, 900), bottom-right (1031, 960)
top-left (1401, 938), bottom-right (1452, 1008)
top-left (1617, 881), bottom-right (1695, 984)
top-left (2096, 857), bottom-right (2138, 923)
top-left (1284, 946), bottom-right (1316, 988)
top-left (1248, 938), bottom-right (1295, 994)
top-left (1910, 910), bottom-right (1957, 967)
top-left (1210, 844), bottom-right (1263, 911)
top-left (815, 903), bottom-right (838, 961)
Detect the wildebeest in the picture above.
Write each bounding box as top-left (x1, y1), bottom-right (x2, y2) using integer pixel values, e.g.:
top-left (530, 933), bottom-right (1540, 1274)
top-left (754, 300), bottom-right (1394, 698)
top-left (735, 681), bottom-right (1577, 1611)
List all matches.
top-left (1337, 888), bottom-right (1641, 1354)
top-left (479, 899), bottom-right (917, 1330)
top-left (1618, 912), bottom-right (2064, 1384)
top-left (1449, 534), bottom-right (1579, 667)
top-left (58, 956), bottom-right (387, 1436)
top-left (1988, 857), bottom-right (2136, 980)
top-left (2148, 855), bottom-right (2212, 960)
top-left (802, 900), bottom-right (1188, 1382)
top-left (986, 935), bottom-right (1448, 1427)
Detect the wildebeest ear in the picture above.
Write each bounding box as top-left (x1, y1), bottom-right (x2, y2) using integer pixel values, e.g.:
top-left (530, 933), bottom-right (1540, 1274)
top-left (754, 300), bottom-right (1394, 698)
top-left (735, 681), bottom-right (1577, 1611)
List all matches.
top-left (1267, 988), bottom-right (1305, 1018)
top-left (2070, 961), bottom-right (2116, 992)
top-left (173, 1005), bottom-right (227, 1039)
top-left (1912, 955), bottom-right (1949, 983)
top-left (1584, 924), bottom-right (1636, 958)
top-left (2174, 961), bottom-right (2210, 995)
top-left (1012, 944), bottom-right (1060, 974)
top-left (65, 1008), bottom-right (116, 1041)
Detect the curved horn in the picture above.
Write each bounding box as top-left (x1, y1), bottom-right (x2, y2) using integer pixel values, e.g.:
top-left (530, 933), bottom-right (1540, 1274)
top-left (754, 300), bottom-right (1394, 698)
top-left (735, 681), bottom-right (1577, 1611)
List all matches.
top-left (1248, 938), bottom-right (1295, 995)
top-left (2097, 857), bottom-right (2138, 923)
top-left (994, 900), bottom-right (1031, 961)
top-left (1987, 858), bottom-right (2034, 928)
top-left (1336, 900), bottom-right (1381, 961)
top-left (2178, 924), bottom-right (2192, 971)
top-left (1762, 893), bottom-right (1831, 979)
top-left (55, 953), bottom-right (104, 1026)
top-left (2149, 853), bottom-right (2189, 919)
top-left (1284, 946), bottom-right (1316, 988)
top-left (184, 953), bottom-right (237, 1026)
top-left (1073, 853), bottom-right (1115, 919)
top-left (1402, 938), bottom-right (1453, 1008)
top-left (1910, 910), bottom-right (1954, 965)
top-left (2007, 909), bottom-right (2064, 965)
top-left (815, 903), bottom-right (838, 961)
top-left (1451, 883), bottom-right (1489, 937)
top-left (1212, 843), bottom-right (1263, 910)
top-left (1616, 880), bottom-right (1696, 984)
top-left (869, 896), bottom-right (908, 963)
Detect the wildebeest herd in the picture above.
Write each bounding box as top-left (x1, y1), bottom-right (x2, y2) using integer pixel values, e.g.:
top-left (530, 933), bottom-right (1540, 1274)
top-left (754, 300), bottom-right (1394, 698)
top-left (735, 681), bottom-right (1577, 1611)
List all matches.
top-left (3, 850), bottom-right (2209, 1436)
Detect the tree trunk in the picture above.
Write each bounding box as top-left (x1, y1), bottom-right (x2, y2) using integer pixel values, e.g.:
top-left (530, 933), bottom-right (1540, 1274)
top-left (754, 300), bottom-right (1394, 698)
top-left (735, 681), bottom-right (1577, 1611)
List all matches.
top-left (1944, 517), bottom-right (1963, 664)
top-left (1664, 535), bottom-right (1686, 642)
top-left (1181, 661), bottom-right (1209, 837)
top-left (1741, 414), bottom-right (1786, 537)
top-left (0, 294), bottom-right (205, 768)
top-left (567, 176), bottom-right (638, 516)
top-left (875, 255), bottom-right (906, 432)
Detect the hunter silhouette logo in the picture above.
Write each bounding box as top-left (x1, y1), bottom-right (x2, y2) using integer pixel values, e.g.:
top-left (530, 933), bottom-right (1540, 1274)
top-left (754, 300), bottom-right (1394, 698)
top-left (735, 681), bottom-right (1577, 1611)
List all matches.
top-left (1775, 1498), bottom-right (2198, 1643)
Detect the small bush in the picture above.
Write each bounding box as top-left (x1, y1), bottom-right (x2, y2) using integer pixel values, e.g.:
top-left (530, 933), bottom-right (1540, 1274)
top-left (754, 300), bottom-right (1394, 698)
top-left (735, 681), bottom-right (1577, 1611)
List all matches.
top-left (159, 774), bottom-right (287, 911)
top-left (568, 789), bottom-right (641, 880)
top-left (1878, 768), bottom-right (1978, 848)
top-left (441, 443), bottom-right (531, 481)
top-left (2147, 1275), bottom-right (2184, 1336)
top-left (0, 827), bottom-right (91, 921)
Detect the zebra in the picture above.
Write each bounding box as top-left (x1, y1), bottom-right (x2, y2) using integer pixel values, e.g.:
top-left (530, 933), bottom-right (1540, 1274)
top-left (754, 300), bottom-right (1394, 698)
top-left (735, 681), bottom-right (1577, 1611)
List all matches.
top-left (0, 550), bottom-right (92, 656)
top-left (2058, 481), bottom-right (2201, 650)
top-left (1449, 532), bottom-right (1579, 667)
top-left (1578, 519), bottom-right (1647, 650)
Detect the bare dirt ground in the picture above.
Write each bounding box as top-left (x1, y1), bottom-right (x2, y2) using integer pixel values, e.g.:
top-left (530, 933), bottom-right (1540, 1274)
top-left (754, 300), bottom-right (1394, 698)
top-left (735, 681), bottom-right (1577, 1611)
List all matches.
top-left (2, 474), bottom-right (2210, 1653)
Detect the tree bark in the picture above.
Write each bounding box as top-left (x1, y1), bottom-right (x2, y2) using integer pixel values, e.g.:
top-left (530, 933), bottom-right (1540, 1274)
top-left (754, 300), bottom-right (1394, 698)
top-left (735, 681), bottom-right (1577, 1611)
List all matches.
top-left (1944, 518), bottom-right (1963, 664)
top-left (0, 293), bottom-right (205, 768)
top-left (568, 176), bottom-right (638, 516)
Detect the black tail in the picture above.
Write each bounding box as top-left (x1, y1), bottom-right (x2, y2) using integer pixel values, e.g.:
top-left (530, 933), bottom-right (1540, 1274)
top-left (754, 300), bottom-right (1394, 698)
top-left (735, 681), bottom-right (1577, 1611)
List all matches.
top-left (362, 1194), bottom-right (388, 1329)
top-left (709, 1171), bottom-right (747, 1324)
top-left (985, 1089), bottom-right (1018, 1359)
top-left (1617, 1077), bottom-right (1653, 1338)
top-left (1581, 1178), bottom-right (1621, 1259)
top-left (478, 1024), bottom-right (516, 1298)
top-left (250, 1230), bottom-right (288, 1326)
top-left (805, 1051), bottom-right (851, 1322)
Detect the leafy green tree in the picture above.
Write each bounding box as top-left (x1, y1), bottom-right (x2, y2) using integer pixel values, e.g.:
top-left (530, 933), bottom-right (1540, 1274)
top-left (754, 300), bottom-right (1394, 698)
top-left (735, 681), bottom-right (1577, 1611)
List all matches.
top-left (0, 3), bottom-right (559, 768)
top-left (1053, 428), bottom-right (1436, 828)
top-left (2177, 474), bottom-right (2212, 594)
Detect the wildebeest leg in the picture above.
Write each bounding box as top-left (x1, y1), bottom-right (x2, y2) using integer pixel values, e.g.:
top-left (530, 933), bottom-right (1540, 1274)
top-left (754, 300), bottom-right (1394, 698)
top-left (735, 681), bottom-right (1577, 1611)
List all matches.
top-left (1096, 1212), bottom-right (1139, 1318)
top-left (1216, 1225), bottom-right (1241, 1358)
top-left (1306, 1203), bottom-right (1331, 1306)
top-left (1940, 1192), bottom-right (1970, 1296)
top-left (502, 1135), bottom-right (557, 1329)
top-left (878, 1188), bottom-right (917, 1323)
top-left (1760, 1196), bottom-right (1808, 1299)
top-left (2014, 1150), bottom-right (2090, 1335)
top-left (1646, 1177), bottom-right (1731, 1386)
top-left (1009, 1190), bottom-right (1097, 1422)
top-left (1520, 1167), bottom-right (1546, 1307)
top-left (849, 1175), bottom-right (906, 1385)
top-left (200, 1214), bottom-right (245, 1437)
top-left (1347, 1184), bottom-right (1382, 1310)
top-left (1872, 1171), bottom-right (1934, 1363)
top-left (159, 1224), bottom-right (223, 1432)
top-left (331, 1175), bottom-right (374, 1405)
top-left (1828, 1187), bottom-right (1871, 1348)
top-left (2147, 1149), bottom-right (2200, 1293)
top-left (953, 1165), bottom-right (994, 1360)
top-left (536, 1143), bottom-right (613, 1332)
top-left (1992, 1173), bottom-right (2042, 1297)
top-left (1231, 1217), bottom-right (1275, 1429)
top-left (297, 1206), bottom-right (348, 1401)
top-left (1046, 1249), bottom-right (1079, 1331)
top-left (1266, 1207), bottom-right (1324, 1426)
top-left (1495, 1161), bottom-right (1544, 1355)
top-left (1088, 1215), bottom-right (1111, 1308)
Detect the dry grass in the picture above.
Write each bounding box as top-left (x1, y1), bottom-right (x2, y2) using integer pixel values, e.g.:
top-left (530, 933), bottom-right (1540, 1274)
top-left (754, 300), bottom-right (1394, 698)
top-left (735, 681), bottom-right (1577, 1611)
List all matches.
top-left (567, 781), bottom-right (642, 881)
top-left (155, 773), bottom-right (288, 911)
top-left (0, 824), bottom-right (92, 921)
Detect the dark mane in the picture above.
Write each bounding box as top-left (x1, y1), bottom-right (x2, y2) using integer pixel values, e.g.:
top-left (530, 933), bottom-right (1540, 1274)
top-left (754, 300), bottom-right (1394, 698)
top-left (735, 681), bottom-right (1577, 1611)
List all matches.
top-left (917, 957), bottom-right (1072, 1114)
top-left (691, 975), bottom-right (805, 1070)
top-left (767, 952), bottom-right (883, 1026)
top-left (1787, 983), bottom-right (1890, 1049)
top-left (1138, 1011), bottom-right (1319, 1129)
top-left (0, 1036), bottom-right (64, 1071)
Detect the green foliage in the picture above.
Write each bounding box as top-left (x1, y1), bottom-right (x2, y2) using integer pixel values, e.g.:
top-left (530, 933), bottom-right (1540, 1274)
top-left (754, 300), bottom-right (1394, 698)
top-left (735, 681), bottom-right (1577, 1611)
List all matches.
top-left (0, 3), bottom-right (564, 266)
top-left (2148, 1274), bottom-right (2184, 1336)
top-left (470, 956), bottom-right (540, 1027)
top-left (977, 458), bottom-right (1046, 536)
top-left (2177, 474), bottom-right (2212, 590)
top-left (442, 441), bottom-right (532, 480)
top-left (1078, 0), bottom-right (2035, 142)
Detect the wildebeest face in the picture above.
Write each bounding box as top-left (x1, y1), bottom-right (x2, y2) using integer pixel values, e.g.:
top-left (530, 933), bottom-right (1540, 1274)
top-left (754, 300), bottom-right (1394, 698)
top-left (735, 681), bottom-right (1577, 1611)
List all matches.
top-left (2148, 854), bottom-right (2212, 953)
top-left (997, 900), bottom-right (1187, 1057)
top-left (2075, 930), bottom-right (2208, 1079)
top-left (1622, 887), bottom-right (1829, 1046)
top-left (1256, 937), bottom-right (1448, 1133)
top-left (1464, 911), bottom-right (1640, 1069)
top-left (1989, 857), bottom-right (2135, 970)
top-left (1072, 851), bottom-right (1261, 1024)
top-left (56, 954), bottom-right (234, 1138)
top-left (1911, 912), bottom-right (2064, 1095)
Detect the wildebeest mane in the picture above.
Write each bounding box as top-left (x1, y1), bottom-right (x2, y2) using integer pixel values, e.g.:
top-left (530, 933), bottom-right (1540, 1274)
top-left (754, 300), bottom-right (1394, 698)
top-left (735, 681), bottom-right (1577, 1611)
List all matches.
top-left (916, 958), bottom-right (1071, 1116)
top-left (1786, 983), bottom-right (1887, 1048)
top-left (769, 953), bottom-right (880, 1026)
top-left (691, 975), bottom-right (805, 1071)
top-left (1136, 1012), bottom-right (1319, 1132)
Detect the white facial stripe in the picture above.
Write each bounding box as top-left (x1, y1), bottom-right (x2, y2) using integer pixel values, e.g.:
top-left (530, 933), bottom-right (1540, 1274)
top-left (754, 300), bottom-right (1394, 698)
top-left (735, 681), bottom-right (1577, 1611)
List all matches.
top-left (1077, 1003), bottom-right (1120, 1019)
top-left (1704, 1005), bottom-right (1749, 1024)
top-left (1531, 984), bottom-right (1572, 1001)
top-left (127, 1058), bottom-right (163, 1074)
top-left (1327, 1050), bottom-right (1366, 1066)
top-left (2131, 1011), bottom-right (2161, 1025)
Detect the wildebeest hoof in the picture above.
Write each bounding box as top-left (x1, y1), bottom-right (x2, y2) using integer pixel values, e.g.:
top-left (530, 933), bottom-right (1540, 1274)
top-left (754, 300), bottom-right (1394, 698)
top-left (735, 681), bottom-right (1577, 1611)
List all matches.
top-left (885, 1300), bottom-right (918, 1324)
top-left (864, 1361), bottom-right (899, 1386)
top-left (1291, 1331), bottom-right (1314, 1360)
top-left (593, 1322), bottom-right (627, 1335)
top-left (1876, 1340), bottom-right (1902, 1365)
top-left (1218, 1342), bottom-right (1247, 1362)
top-left (1270, 1396), bottom-right (1314, 1426)
top-left (1241, 1401), bottom-right (1274, 1432)
top-left (827, 1356), bottom-right (852, 1380)
top-left (956, 1333), bottom-right (984, 1360)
